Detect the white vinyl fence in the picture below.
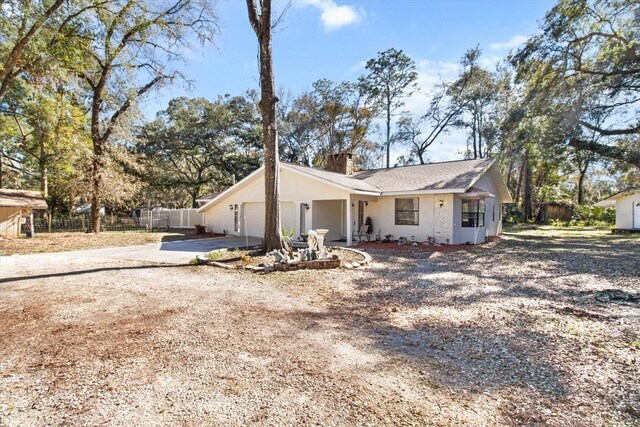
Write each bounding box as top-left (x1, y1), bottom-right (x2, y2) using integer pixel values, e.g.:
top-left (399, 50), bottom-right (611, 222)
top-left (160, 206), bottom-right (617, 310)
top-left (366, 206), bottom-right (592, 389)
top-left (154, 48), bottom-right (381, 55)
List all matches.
top-left (139, 208), bottom-right (204, 230)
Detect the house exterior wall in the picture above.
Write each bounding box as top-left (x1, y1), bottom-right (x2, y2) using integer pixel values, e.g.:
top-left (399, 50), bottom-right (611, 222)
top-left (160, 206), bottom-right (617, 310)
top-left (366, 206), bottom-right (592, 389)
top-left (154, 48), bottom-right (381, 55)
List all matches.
top-left (615, 192), bottom-right (640, 229)
top-left (202, 167), bottom-right (350, 238)
top-left (0, 206), bottom-right (22, 238)
top-left (312, 200), bottom-right (344, 241)
top-left (200, 164), bottom-right (509, 245)
top-left (350, 194), bottom-right (454, 244)
top-left (452, 171), bottom-right (504, 244)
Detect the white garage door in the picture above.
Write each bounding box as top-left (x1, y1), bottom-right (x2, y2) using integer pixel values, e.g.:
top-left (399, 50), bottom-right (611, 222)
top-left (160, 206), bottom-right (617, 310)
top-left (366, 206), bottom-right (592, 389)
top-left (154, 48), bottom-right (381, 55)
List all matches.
top-left (242, 202), bottom-right (265, 237)
top-left (241, 202), bottom-right (296, 238)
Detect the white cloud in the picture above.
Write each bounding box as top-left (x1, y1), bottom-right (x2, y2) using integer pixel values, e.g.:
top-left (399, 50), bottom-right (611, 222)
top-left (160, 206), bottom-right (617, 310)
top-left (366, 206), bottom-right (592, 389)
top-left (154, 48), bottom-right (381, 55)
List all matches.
top-left (297, 0), bottom-right (364, 31)
top-left (348, 60), bottom-right (366, 74)
top-left (479, 55), bottom-right (503, 69)
top-left (489, 34), bottom-right (528, 51)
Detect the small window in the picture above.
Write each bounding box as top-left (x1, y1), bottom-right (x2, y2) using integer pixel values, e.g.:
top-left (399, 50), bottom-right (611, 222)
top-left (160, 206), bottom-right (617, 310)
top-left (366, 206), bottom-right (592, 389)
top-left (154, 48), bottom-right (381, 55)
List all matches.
top-left (395, 198), bottom-right (419, 225)
top-left (234, 204), bottom-right (239, 232)
top-left (462, 200), bottom-right (485, 227)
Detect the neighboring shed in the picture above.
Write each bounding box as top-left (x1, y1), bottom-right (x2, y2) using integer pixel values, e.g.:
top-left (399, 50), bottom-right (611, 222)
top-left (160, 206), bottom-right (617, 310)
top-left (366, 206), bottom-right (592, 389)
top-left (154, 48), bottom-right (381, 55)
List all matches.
top-left (594, 188), bottom-right (640, 232)
top-left (0, 189), bottom-right (48, 238)
top-left (541, 202), bottom-right (573, 223)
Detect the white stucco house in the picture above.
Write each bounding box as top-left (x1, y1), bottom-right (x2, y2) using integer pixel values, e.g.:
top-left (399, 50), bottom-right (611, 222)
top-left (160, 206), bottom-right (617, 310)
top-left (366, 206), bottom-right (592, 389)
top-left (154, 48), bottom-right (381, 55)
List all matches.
top-left (594, 188), bottom-right (640, 231)
top-left (197, 153), bottom-right (513, 245)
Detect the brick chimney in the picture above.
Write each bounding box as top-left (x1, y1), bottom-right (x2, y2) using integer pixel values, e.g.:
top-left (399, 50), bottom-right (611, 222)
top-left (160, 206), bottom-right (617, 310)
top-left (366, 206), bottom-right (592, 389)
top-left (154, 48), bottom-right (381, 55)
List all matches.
top-left (325, 152), bottom-right (353, 175)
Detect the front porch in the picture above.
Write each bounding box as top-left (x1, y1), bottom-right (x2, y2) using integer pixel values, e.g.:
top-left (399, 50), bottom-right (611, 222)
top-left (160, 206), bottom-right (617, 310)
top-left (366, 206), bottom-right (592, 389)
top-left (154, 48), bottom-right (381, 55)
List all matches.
top-left (305, 195), bottom-right (373, 246)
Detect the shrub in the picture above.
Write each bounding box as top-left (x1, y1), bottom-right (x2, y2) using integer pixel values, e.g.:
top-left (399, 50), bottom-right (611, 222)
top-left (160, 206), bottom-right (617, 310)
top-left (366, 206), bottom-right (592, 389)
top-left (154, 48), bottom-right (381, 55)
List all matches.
top-left (569, 205), bottom-right (615, 226)
top-left (194, 224), bottom-right (206, 234)
top-left (503, 205), bottom-right (522, 224)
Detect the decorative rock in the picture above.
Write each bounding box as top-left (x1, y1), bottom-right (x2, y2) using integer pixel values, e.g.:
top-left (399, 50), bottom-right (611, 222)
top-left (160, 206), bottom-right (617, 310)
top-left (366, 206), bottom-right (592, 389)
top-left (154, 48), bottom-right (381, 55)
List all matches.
top-left (352, 262), bottom-right (361, 268)
top-left (344, 262), bottom-right (353, 269)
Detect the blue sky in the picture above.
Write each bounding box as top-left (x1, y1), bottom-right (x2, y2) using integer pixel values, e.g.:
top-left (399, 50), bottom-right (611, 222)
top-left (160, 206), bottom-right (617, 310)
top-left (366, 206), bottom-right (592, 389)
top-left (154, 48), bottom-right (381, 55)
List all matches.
top-left (146, 0), bottom-right (557, 163)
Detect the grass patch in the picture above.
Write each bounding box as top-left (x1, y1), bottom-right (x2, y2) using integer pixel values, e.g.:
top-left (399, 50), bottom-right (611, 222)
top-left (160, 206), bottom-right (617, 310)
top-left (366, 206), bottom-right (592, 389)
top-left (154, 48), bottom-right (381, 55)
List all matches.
top-left (206, 251), bottom-right (225, 261)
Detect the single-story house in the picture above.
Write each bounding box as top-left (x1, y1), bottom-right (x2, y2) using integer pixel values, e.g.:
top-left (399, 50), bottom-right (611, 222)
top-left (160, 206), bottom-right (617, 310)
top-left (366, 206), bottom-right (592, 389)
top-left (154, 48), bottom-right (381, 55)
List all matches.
top-left (0, 189), bottom-right (48, 238)
top-left (75, 203), bottom-right (105, 215)
top-left (197, 153), bottom-right (513, 245)
top-left (594, 188), bottom-right (640, 231)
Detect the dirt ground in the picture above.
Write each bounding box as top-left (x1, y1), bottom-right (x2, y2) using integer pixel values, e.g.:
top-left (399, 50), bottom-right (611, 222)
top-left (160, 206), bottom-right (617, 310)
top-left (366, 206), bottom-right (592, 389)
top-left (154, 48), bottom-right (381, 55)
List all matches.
top-left (0, 227), bottom-right (638, 426)
top-left (0, 230), bottom-right (218, 256)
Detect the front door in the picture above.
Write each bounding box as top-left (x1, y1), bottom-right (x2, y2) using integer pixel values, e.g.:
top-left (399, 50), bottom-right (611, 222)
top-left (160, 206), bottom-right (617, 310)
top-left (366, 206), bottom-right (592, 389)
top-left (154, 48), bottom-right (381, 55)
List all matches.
top-left (634, 201), bottom-right (640, 229)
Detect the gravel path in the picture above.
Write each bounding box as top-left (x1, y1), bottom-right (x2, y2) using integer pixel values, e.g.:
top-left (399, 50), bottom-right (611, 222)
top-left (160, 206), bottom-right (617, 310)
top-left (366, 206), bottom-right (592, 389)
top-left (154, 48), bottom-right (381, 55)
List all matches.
top-left (0, 228), bottom-right (638, 426)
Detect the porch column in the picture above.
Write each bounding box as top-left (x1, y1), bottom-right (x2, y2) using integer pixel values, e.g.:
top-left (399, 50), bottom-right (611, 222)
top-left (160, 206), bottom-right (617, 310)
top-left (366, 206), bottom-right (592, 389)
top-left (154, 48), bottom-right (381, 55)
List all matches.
top-left (346, 194), bottom-right (353, 246)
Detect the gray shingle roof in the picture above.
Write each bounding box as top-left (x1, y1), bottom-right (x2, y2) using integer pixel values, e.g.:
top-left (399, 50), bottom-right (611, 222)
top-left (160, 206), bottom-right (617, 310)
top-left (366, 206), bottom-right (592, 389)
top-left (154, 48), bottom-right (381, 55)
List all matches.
top-left (284, 163), bottom-right (380, 193)
top-left (0, 189), bottom-right (48, 209)
top-left (352, 158), bottom-right (494, 192)
top-left (287, 158), bottom-right (494, 194)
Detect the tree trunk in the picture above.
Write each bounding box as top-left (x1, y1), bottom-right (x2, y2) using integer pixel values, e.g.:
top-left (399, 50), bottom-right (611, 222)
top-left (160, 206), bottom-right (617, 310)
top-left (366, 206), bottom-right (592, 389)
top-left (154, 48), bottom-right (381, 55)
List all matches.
top-left (577, 162), bottom-right (589, 205)
top-left (191, 188), bottom-right (199, 209)
top-left (90, 84), bottom-right (105, 234)
top-left (521, 148), bottom-right (532, 221)
top-left (91, 140), bottom-right (104, 233)
top-left (471, 112), bottom-right (478, 159)
top-left (38, 127), bottom-right (48, 198)
top-left (506, 158), bottom-right (515, 193)
top-left (247, 0), bottom-right (284, 252)
top-left (386, 104), bottom-right (391, 168)
top-left (418, 149), bottom-right (426, 164)
top-left (477, 110), bottom-right (483, 158)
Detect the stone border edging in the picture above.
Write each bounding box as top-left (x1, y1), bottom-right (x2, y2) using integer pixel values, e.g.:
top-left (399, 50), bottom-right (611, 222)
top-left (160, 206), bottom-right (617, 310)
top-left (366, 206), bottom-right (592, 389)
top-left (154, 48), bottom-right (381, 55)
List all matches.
top-left (339, 247), bottom-right (372, 269)
top-left (198, 246), bottom-right (372, 272)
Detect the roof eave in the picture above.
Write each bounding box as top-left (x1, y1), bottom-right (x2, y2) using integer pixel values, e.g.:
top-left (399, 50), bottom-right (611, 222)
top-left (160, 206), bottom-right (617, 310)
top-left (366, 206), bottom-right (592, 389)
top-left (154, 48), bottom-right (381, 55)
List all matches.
top-left (281, 163), bottom-right (378, 194)
top-left (353, 190), bottom-right (381, 196)
top-left (599, 188), bottom-right (639, 203)
top-left (465, 160), bottom-right (513, 203)
top-left (380, 188), bottom-right (467, 196)
top-left (594, 200), bottom-right (616, 207)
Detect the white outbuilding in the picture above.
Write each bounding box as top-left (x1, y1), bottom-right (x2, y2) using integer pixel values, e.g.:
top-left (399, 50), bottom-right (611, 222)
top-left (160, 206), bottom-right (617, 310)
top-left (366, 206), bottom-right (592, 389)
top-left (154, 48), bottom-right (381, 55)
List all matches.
top-left (594, 188), bottom-right (640, 232)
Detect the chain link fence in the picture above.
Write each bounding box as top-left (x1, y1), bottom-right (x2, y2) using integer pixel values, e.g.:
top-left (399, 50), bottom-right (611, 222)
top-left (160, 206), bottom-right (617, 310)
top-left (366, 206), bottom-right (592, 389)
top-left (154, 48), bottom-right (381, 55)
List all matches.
top-left (33, 213), bottom-right (169, 233)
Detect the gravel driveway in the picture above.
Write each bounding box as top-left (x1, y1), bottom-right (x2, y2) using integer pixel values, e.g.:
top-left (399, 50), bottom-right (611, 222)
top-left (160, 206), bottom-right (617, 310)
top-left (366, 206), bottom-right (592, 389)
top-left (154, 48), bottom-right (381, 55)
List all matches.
top-left (0, 228), bottom-right (638, 426)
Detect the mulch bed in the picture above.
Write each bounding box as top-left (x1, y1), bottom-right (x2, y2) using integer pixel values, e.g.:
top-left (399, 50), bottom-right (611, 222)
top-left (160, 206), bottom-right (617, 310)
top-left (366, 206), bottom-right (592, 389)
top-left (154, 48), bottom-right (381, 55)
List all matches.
top-left (354, 237), bottom-right (500, 253)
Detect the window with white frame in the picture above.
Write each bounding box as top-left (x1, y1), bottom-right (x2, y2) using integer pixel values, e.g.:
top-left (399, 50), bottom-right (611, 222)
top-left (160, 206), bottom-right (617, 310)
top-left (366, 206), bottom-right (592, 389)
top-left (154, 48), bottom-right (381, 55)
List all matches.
top-left (234, 204), bottom-right (239, 232)
top-left (462, 199), bottom-right (485, 227)
top-left (395, 198), bottom-right (419, 225)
